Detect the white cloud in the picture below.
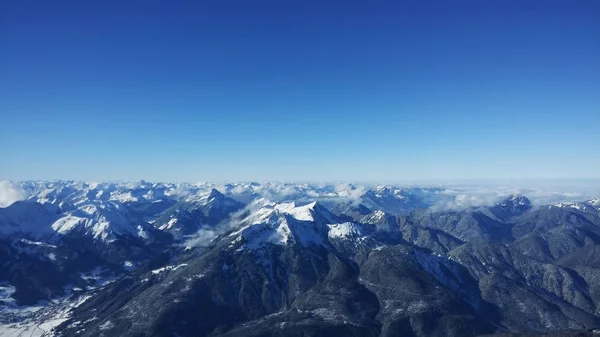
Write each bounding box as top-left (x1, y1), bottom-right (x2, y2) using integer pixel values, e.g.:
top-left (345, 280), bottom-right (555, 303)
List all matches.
top-left (182, 200), bottom-right (263, 248)
top-left (333, 183), bottom-right (367, 207)
top-left (0, 181), bottom-right (28, 207)
top-left (430, 180), bottom-right (600, 210)
top-left (183, 228), bottom-right (219, 248)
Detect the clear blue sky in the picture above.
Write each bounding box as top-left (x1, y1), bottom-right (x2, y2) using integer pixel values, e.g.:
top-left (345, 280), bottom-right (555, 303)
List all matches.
top-left (1, 0), bottom-right (599, 182)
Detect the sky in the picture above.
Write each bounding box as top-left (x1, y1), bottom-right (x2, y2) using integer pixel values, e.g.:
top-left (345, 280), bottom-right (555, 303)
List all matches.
top-left (1, 0), bottom-right (599, 182)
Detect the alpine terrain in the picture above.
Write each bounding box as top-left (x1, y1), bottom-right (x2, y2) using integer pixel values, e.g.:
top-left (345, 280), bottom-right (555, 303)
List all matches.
top-left (1, 181), bottom-right (600, 337)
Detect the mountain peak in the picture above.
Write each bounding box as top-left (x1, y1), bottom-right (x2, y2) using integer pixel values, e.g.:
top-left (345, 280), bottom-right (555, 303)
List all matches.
top-left (503, 195), bottom-right (532, 207)
top-left (587, 197), bottom-right (600, 207)
top-left (207, 188), bottom-right (224, 199)
top-left (491, 194), bottom-right (532, 219)
top-left (274, 201), bottom-right (319, 221)
top-left (231, 201), bottom-right (334, 250)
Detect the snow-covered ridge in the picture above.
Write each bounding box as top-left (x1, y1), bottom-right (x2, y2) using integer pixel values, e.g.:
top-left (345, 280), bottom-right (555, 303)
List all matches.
top-left (151, 263), bottom-right (188, 275)
top-left (553, 202), bottom-right (582, 209)
top-left (2, 181), bottom-right (598, 245)
top-left (227, 200), bottom-right (372, 250)
top-left (4, 181), bottom-right (443, 211)
top-left (226, 201), bottom-right (328, 249)
top-left (0, 199), bottom-right (156, 242)
top-left (551, 201), bottom-right (597, 213)
top-left (361, 210), bottom-right (387, 224)
top-left (274, 201), bottom-right (319, 221)
top-left (507, 195), bottom-right (531, 206)
top-left (496, 195), bottom-right (532, 207)
top-left (328, 222), bottom-right (363, 239)
top-left (587, 197), bottom-right (600, 207)
top-left (5, 181), bottom-right (598, 213)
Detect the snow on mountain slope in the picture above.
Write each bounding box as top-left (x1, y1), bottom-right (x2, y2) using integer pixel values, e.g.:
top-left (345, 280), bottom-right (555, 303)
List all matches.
top-left (12, 181), bottom-right (376, 211)
top-left (360, 186), bottom-right (435, 214)
top-left (327, 222), bottom-right (364, 239)
top-left (550, 201), bottom-right (599, 214)
top-left (3, 181), bottom-right (598, 246)
top-left (51, 201), bottom-right (155, 242)
top-left (226, 201), bottom-right (372, 251)
top-left (152, 189), bottom-right (245, 237)
top-left (0, 199), bottom-right (157, 242)
top-left (0, 201), bottom-right (60, 238)
top-left (229, 201), bottom-right (329, 249)
top-left (360, 210), bottom-right (391, 225)
top-left (274, 201), bottom-right (322, 221)
top-left (9, 181), bottom-right (599, 213)
top-left (0, 289), bottom-right (94, 337)
top-left (17, 181), bottom-right (179, 208)
top-left (3, 181), bottom-right (600, 336)
top-left (500, 195), bottom-right (532, 207)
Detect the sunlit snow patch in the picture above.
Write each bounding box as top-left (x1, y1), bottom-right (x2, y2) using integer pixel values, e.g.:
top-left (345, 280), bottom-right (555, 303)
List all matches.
top-left (151, 264), bottom-right (188, 275)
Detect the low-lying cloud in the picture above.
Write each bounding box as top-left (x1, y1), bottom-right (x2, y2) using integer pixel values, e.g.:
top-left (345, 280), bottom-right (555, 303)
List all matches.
top-left (182, 199), bottom-right (260, 248)
top-left (430, 180), bottom-right (600, 210)
top-left (0, 181), bottom-right (28, 208)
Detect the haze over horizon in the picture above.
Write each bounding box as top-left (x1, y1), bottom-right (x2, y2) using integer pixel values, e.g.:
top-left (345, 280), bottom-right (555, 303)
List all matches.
top-left (1, 1), bottom-right (599, 181)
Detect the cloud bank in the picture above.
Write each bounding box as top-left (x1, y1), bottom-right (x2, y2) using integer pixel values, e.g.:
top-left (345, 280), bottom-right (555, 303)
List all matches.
top-left (430, 180), bottom-right (600, 210)
top-left (0, 181), bottom-right (28, 207)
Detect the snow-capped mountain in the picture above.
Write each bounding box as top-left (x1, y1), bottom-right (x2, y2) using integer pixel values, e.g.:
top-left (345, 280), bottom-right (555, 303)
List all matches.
top-left (588, 197), bottom-right (600, 207)
top-left (0, 201), bottom-right (61, 238)
top-left (0, 199), bottom-right (164, 243)
top-left (2, 181), bottom-right (600, 336)
top-left (226, 200), bottom-right (369, 250)
top-left (488, 194), bottom-right (533, 220)
top-left (360, 186), bottom-right (437, 214)
top-left (152, 189), bottom-right (244, 237)
top-left (551, 200), bottom-right (599, 215)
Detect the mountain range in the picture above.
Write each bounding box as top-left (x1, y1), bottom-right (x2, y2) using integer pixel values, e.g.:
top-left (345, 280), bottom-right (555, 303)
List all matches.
top-left (1, 181), bottom-right (600, 336)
